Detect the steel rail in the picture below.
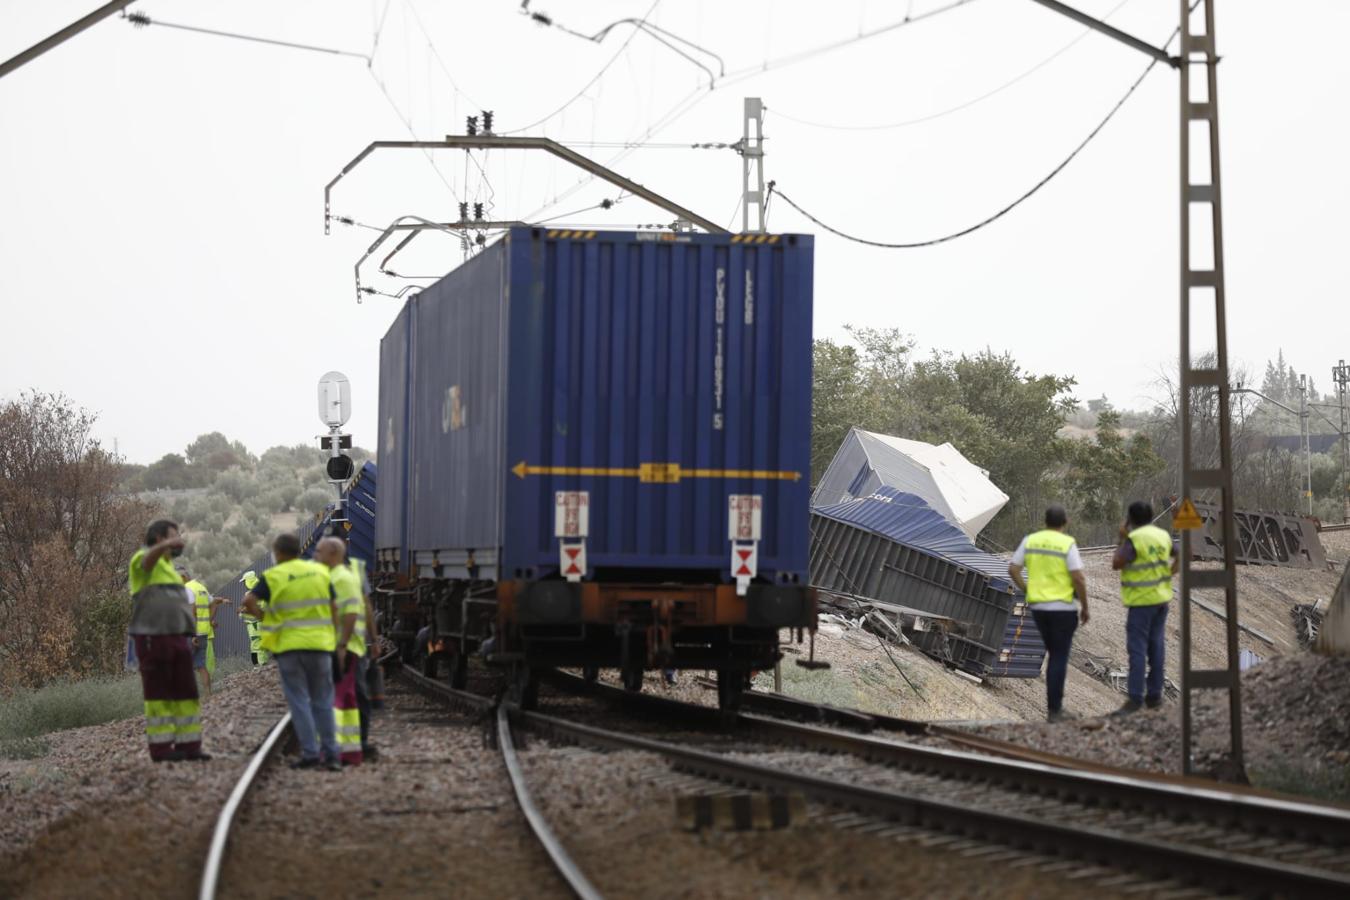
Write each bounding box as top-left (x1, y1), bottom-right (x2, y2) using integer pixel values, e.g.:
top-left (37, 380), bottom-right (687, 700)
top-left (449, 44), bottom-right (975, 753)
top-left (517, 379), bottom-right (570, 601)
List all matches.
top-left (198, 712), bottom-right (291, 900)
top-left (544, 671), bottom-right (1350, 843)
top-left (399, 666), bottom-right (603, 898)
top-left (398, 664), bottom-right (494, 712)
top-left (515, 707), bottom-right (1350, 899)
top-left (497, 705), bottom-right (605, 900)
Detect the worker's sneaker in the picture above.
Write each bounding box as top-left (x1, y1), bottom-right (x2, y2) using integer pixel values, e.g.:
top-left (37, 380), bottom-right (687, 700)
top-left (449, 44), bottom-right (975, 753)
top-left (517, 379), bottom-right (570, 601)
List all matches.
top-left (1144, 696), bottom-right (1163, 710)
top-left (290, 757), bottom-right (321, 770)
top-left (183, 752), bottom-right (213, 761)
top-left (323, 759), bottom-right (343, 772)
top-left (1110, 700), bottom-right (1143, 717)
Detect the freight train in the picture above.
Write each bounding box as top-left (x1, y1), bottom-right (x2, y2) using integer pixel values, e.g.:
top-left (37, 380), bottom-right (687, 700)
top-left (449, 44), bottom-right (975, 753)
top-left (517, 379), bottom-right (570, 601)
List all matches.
top-left (372, 227), bottom-right (819, 709)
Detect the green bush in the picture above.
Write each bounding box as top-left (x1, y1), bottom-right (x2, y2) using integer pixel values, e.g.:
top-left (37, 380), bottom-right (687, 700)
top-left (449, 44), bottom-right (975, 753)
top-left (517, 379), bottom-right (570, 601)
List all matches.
top-left (0, 675), bottom-right (145, 741)
top-left (71, 592), bottom-right (132, 678)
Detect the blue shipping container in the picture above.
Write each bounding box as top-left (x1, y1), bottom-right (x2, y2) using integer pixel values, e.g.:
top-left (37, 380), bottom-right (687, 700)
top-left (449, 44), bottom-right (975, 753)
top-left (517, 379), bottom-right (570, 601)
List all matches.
top-left (381, 227), bottom-right (815, 584)
top-left (376, 301), bottom-right (414, 562)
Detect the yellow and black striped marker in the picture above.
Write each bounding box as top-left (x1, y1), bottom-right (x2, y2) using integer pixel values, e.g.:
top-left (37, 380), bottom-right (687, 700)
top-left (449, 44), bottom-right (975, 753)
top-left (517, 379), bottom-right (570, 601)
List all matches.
top-left (675, 792), bottom-right (806, 831)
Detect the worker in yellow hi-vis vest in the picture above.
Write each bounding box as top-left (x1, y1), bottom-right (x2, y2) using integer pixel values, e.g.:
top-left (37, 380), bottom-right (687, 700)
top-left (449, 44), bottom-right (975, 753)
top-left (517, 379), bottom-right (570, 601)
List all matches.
top-left (1008, 505), bottom-right (1089, 724)
top-left (240, 570), bottom-right (269, 665)
top-left (1111, 501), bottom-right (1179, 715)
top-left (129, 520), bottom-right (209, 762)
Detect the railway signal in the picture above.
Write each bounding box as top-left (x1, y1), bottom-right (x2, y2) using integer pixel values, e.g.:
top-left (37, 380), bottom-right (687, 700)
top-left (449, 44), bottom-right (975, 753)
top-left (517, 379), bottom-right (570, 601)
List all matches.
top-left (317, 370), bottom-right (355, 495)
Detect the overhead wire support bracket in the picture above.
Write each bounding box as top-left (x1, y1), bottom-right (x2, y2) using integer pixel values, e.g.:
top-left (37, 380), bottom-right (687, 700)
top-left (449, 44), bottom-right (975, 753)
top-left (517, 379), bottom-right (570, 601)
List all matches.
top-left (349, 215), bottom-right (525, 303)
top-left (324, 135), bottom-right (728, 236)
top-left (0, 0), bottom-right (139, 79)
top-left (1027, 0), bottom-right (1180, 68)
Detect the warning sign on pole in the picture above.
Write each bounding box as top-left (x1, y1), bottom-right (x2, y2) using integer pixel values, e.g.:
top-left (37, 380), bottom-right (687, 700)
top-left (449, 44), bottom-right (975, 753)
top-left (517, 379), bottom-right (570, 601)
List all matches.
top-left (560, 541), bottom-right (586, 582)
top-left (554, 491), bottom-right (590, 538)
top-left (1173, 497), bottom-right (1204, 531)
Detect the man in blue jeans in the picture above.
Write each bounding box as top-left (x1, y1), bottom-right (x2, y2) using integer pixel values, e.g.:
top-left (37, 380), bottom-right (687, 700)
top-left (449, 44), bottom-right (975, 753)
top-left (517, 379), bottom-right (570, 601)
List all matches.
top-left (1009, 505), bottom-right (1089, 723)
top-left (1111, 501), bottom-right (1179, 715)
top-left (243, 533), bottom-right (341, 770)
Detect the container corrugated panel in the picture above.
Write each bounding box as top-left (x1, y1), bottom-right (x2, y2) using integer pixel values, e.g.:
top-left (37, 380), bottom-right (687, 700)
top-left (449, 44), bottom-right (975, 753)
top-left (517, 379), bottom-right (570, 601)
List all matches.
top-left (400, 228), bottom-right (814, 582)
top-left (376, 298), bottom-right (415, 558)
top-left (810, 499), bottom-right (1044, 678)
top-left (298, 462), bottom-right (378, 565)
top-left (409, 240), bottom-right (506, 565)
top-left (814, 487), bottom-right (1014, 589)
top-left (210, 551), bottom-right (273, 659)
top-left (344, 461), bottom-right (377, 567)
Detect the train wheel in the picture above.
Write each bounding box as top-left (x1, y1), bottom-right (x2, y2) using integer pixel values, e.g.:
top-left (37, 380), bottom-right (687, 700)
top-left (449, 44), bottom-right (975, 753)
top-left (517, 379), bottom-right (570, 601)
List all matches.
top-left (717, 668), bottom-right (744, 712)
top-left (622, 666), bottom-right (643, 693)
top-left (582, 665), bottom-right (600, 684)
top-left (448, 648), bottom-right (468, 690)
top-left (510, 665), bottom-right (539, 710)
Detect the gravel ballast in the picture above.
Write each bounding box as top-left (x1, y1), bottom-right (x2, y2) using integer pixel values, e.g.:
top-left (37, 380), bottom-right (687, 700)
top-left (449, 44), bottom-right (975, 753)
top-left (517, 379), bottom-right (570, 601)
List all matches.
top-left (0, 664), bottom-right (288, 898)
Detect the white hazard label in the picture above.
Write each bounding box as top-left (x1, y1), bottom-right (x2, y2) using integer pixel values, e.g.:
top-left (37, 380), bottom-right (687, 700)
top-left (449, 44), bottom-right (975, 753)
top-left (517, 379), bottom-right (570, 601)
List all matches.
top-left (554, 491), bottom-right (590, 538)
top-left (727, 494), bottom-right (763, 541)
top-left (560, 541), bottom-right (586, 582)
top-left (731, 541), bottom-right (757, 595)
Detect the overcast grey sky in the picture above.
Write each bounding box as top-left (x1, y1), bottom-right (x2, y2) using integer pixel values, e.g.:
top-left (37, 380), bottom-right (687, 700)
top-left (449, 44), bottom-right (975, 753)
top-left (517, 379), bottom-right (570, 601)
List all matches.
top-left (2, 0), bottom-right (1346, 464)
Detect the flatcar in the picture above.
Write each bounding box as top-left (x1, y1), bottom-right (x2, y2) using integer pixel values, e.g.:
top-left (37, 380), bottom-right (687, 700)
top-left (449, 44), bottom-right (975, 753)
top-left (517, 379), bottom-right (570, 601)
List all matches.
top-left (373, 227), bottom-right (817, 708)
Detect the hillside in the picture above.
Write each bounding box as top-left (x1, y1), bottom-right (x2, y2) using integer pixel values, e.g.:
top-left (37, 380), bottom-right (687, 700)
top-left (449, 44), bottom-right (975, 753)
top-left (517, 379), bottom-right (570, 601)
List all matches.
top-left (766, 532), bottom-right (1349, 723)
top-left (125, 433), bottom-right (371, 591)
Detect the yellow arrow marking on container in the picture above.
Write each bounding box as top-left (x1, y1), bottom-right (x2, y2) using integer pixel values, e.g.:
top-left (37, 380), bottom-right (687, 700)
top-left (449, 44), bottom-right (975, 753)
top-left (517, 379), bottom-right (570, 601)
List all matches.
top-left (512, 461), bottom-right (801, 483)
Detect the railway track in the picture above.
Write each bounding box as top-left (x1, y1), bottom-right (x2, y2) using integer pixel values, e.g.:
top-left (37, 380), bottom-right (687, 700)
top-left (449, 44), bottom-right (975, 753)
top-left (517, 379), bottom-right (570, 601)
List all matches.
top-left (687, 674), bottom-right (1303, 793)
top-left (200, 671), bottom-right (568, 899)
top-left (198, 712), bottom-right (291, 900)
top-left (532, 670), bottom-right (1350, 898)
top-left (400, 666), bottom-right (603, 900)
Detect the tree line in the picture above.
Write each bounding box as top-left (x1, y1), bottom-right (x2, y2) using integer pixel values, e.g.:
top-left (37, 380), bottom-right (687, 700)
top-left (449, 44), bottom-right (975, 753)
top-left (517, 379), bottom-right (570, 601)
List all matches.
top-left (812, 330), bottom-right (1346, 548)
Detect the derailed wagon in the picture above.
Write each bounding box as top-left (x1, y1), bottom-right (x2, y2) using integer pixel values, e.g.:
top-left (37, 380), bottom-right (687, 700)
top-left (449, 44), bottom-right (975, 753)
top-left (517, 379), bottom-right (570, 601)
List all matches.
top-left (375, 227), bottom-right (818, 708)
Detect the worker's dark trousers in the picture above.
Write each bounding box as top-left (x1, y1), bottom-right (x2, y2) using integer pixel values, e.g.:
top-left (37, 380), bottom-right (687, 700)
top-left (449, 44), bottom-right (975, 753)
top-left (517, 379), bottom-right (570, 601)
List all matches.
top-left (333, 654), bottom-right (364, 766)
top-left (1030, 609), bottom-right (1078, 714)
top-left (1125, 603), bottom-right (1169, 703)
top-left (133, 635), bottom-right (202, 760)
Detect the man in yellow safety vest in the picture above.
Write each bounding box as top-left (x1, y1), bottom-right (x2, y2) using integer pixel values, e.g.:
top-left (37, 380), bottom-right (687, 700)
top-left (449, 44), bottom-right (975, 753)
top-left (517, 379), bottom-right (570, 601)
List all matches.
top-left (179, 563), bottom-right (223, 697)
top-left (1111, 501), bottom-right (1179, 715)
top-left (315, 537), bottom-right (370, 765)
top-left (243, 533), bottom-right (341, 770)
top-left (240, 570), bottom-right (268, 665)
top-left (1009, 505), bottom-right (1089, 723)
top-left (128, 519), bottom-right (209, 762)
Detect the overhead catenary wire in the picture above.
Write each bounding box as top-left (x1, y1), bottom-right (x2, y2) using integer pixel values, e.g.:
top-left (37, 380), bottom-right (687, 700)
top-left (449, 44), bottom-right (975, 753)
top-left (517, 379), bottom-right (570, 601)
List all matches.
top-left (122, 8), bottom-right (467, 206)
top-left (503, 0), bottom-right (662, 135)
top-left (768, 0), bottom-right (1134, 131)
top-left (768, 49), bottom-right (1165, 249)
top-left (518, 0), bottom-right (978, 226)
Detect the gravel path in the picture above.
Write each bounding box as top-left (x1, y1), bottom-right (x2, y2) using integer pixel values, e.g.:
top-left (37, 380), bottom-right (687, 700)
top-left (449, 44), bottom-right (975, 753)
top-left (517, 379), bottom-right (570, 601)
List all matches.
top-left (974, 652), bottom-right (1350, 794)
top-left (0, 665), bottom-right (287, 898)
top-left (218, 678), bottom-right (565, 899)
